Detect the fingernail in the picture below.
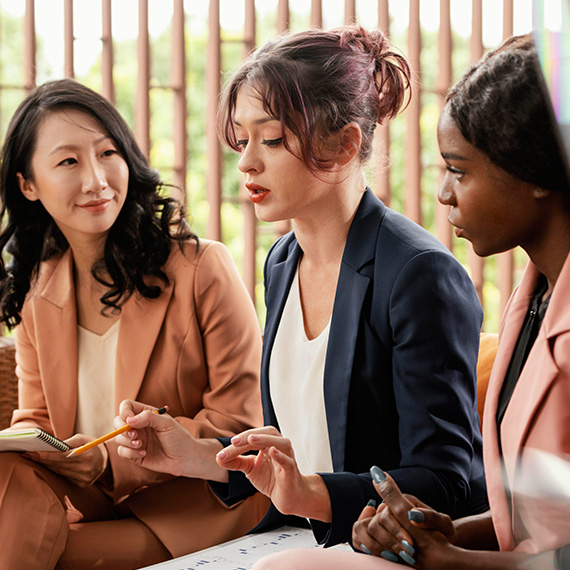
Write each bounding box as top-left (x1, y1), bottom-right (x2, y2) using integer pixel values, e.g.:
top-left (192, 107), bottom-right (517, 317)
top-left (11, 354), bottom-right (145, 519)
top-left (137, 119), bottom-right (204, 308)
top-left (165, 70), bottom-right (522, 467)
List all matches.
top-left (399, 550), bottom-right (415, 565)
top-left (216, 450), bottom-right (226, 459)
top-left (381, 551), bottom-right (399, 562)
top-left (370, 465), bottom-right (387, 484)
top-left (360, 544), bottom-right (372, 555)
top-left (408, 509), bottom-right (425, 523)
top-left (401, 540), bottom-right (415, 554)
top-left (366, 499), bottom-right (377, 508)
top-left (127, 416), bottom-right (137, 424)
top-left (231, 435), bottom-right (241, 444)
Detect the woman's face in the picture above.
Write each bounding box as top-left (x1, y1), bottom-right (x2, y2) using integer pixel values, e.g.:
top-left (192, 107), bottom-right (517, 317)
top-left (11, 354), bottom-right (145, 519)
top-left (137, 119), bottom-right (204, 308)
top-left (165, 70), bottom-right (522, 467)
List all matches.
top-left (437, 110), bottom-right (545, 258)
top-left (18, 108), bottom-right (129, 249)
top-left (233, 84), bottom-right (334, 224)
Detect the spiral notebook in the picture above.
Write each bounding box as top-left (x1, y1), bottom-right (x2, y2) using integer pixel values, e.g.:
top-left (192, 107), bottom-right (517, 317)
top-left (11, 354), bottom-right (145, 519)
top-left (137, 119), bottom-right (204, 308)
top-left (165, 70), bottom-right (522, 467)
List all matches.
top-left (0, 428), bottom-right (71, 452)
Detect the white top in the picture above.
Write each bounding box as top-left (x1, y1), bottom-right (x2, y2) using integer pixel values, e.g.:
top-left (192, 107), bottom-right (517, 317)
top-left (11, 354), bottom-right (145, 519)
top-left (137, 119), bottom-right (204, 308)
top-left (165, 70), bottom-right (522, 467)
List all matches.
top-left (75, 320), bottom-right (120, 438)
top-left (269, 266), bottom-right (334, 475)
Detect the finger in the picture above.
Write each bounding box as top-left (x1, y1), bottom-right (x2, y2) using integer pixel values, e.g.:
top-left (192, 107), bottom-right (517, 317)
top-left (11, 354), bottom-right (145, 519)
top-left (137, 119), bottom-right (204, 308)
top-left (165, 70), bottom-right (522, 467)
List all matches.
top-left (117, 443), bottom-right (146, 460)
top-left (357, 499), bottom-right (379, 522)
top-left (353, 518), bottom-right (399, 561)
top-left (370, 466), bottom-right (414, 525)
top-left (367, 507), bottom-right (416, 560)
top-left (245, 434), bottom-right (295, 456)
top-left (215, 448), bottom-right (257, 474)
top-left (408, 507), bottom-right (455, 538)
top-left (125, 408), bottom-right (172, 430)
top-left (114, 430), bottom-right (141, 449)
top-left (229, 426), bottom-right (281, 447)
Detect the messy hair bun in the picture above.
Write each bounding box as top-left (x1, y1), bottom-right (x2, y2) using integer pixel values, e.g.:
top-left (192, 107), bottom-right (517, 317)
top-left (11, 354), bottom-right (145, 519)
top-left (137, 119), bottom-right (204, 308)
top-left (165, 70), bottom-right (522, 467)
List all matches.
top-left (221, 25), bottom-right (411, 170)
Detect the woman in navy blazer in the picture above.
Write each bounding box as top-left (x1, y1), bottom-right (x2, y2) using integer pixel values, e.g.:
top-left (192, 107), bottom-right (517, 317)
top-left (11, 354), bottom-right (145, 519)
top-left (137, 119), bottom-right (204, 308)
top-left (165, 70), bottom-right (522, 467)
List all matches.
top-left (115, 25), bottom-right (488, 549)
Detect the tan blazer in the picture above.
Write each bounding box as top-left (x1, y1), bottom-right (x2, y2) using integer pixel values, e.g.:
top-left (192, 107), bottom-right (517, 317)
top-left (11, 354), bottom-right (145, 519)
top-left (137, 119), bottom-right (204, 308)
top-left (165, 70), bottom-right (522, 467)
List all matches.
top-left (483, 252), bottom-right (570, 554)
top-left (11, 239), bottom-right (266, 555)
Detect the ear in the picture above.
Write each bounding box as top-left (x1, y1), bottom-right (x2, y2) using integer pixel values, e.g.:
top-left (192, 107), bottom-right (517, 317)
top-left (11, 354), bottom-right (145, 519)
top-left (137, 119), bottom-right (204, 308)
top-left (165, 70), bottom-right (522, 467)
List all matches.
top-left (532, 186), bottom-right (551, 199)
top-left (335, 122), bottom-right (362, 166)
top-left (17, 172), bottom-right (40, 202)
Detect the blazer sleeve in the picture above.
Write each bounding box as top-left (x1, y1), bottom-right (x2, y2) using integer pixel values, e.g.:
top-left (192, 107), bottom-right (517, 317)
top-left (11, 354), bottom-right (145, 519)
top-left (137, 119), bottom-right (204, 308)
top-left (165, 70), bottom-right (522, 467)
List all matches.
top-left (107, 241), bottom-right (264, 499)
top-left (316, 249), bottom-right (485, 545)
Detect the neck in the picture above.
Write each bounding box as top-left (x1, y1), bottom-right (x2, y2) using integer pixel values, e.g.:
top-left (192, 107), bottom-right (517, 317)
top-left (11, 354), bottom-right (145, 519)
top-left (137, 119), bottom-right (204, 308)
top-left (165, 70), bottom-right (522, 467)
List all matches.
top-left (292, 176), bottom-right (366, 265)
top-left (524, 199), bottom-right (570, 293)
top-left (68, 235), bottom-right (107, 284)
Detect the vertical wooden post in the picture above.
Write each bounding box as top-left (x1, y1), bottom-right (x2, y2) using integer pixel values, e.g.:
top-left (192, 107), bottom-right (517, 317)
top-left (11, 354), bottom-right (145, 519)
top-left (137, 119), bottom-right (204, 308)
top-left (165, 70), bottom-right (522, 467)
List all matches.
top-left (436, 0), bottom-right (453, 250)
top-left (64, 0), bottom-right (74, 78)
top-left (101, 0), bottom-right (115, 104)
top-left (405, 0), bottom-right (422, 225)
top-left (469, 0), bottom-right (485, 306)
top-left (497, 0), bottom-right (515, 316)
top-left (311, 0), bottom-right (322, 28)
top-left (24, 0), bottom-right (36, 92)
top-left (277, 0), bottom-right (289, 34)
top-left (373, 0), bottom-right (391, 205)
top-left (136, 0), bottom-right (151, 161)
top-left (241, 0), bottom-right (258, 304)
top-left (344, 0), bottom-right (356, 24)
top-left (206, 0), bottom-right (222, 241)
top-left (171, 0), bottom-right (187, 202)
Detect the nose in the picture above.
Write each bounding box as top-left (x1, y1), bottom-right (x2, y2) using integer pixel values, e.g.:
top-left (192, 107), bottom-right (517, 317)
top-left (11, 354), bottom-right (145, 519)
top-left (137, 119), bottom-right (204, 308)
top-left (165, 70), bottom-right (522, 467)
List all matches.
top-left (237, 142), bottom-right (262, 175)
top-left (81, 157), bottom-right (108, 193)
top-left (438, 176), bottom-right (455, 206)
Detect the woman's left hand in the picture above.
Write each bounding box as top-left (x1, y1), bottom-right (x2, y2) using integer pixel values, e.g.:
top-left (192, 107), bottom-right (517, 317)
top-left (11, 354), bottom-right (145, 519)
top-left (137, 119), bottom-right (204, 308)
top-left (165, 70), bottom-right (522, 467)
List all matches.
top-left (23, 433), bottom-right (106, 487)
top-left (216, 426), bottom-right (332, 522)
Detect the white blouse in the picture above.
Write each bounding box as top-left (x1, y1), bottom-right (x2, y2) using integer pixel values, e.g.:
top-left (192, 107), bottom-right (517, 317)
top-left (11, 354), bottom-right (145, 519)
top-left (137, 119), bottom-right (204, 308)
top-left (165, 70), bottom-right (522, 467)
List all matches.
top-left (269, 266), bottom-right (334, 475)
top-left (75, 320), bottom-right (119, 438)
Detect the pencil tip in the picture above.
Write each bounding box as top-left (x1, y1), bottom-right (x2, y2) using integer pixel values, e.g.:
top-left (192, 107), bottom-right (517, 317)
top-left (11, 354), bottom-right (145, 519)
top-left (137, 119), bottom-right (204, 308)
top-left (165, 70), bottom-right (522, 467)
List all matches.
top-left (66, 450), bottom-right (76, 458)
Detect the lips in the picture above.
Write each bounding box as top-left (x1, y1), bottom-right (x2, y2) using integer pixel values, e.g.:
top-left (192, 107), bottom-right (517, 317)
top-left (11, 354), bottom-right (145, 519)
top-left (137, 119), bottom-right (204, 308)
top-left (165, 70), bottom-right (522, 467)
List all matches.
top-left (245, 182), bottom-right (270, 204)
top-left (78, 199), bottom-right (111, 212)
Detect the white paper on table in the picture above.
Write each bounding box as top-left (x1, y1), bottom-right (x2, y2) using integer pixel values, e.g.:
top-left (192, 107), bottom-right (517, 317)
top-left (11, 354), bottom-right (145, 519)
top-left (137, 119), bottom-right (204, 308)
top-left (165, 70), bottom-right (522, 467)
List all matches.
top-left (137, 526), bottom-right (351, 570)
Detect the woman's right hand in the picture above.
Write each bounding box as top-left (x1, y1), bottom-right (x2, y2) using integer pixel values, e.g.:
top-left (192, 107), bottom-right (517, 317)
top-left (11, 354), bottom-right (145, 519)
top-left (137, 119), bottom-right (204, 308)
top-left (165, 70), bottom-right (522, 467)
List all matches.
top-left (115, 400), bottom-right (226, 481)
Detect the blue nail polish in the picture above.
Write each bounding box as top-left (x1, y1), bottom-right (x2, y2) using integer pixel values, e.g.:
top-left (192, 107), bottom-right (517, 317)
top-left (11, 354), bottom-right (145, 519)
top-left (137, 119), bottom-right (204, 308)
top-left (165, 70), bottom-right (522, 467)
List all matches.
top-left (366, 499), bottom-right (377, 508)
top-left (399, 550), bottom-right (416, 565)
top-left (408, 509), bottom-right (425, 523)
top-left (360, 544), bottom-right (373, 555)
top-left (381, 550), bottom-right (399, 562)
top-left (370, 465), bottom-right (387, 484)
top-left (401, 539), bottom-right (415, 554)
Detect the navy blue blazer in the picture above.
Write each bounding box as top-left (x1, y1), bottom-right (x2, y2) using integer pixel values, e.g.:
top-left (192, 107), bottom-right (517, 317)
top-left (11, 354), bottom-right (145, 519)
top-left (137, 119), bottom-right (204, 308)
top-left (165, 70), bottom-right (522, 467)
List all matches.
top-left (214, 189), bottom-right (488, 545)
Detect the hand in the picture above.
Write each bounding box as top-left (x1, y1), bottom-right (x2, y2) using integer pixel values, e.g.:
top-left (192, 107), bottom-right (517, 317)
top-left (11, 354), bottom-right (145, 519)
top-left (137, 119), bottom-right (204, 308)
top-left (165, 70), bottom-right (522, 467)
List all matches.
top-left (114, 400), bottom-right (225, 481)
top-left (24, 433), bottom-right (106, 487)
top-left (354, 467), bottom-right (457, 567)
top-left (216, 426), bottom-right (332, 521)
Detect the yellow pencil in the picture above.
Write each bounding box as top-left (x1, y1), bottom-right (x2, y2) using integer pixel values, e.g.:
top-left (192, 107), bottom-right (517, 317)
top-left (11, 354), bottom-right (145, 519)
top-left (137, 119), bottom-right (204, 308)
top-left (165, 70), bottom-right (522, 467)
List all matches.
top-left (66, 406), bottom-right (168, 458)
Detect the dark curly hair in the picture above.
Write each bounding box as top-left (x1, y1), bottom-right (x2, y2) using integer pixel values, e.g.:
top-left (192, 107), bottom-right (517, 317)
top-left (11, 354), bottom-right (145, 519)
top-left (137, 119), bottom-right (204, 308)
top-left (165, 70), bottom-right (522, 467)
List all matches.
top-left (0, 78), bottom-right (196, 328)
top-left (446, 33), bottom-right (569, 195)
top-left (220, 25), bottom-right (411, 172)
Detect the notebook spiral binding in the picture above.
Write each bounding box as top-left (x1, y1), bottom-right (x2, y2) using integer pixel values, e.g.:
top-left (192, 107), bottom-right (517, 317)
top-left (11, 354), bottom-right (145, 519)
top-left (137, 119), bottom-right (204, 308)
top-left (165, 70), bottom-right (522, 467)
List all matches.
top-left (36, 428), bottom-right (71, 451)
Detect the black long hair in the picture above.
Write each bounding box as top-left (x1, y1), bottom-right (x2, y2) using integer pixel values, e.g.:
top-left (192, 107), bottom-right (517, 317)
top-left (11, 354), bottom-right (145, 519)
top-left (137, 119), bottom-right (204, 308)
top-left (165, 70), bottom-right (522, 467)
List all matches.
top-left (0, 79), bottom-right (196, 328)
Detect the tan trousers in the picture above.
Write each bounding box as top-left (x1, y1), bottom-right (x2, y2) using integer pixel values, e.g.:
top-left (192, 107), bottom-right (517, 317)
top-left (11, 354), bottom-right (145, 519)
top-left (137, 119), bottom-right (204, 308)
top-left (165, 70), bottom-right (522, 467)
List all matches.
top-left (0, 452), bottom-right (268, 570)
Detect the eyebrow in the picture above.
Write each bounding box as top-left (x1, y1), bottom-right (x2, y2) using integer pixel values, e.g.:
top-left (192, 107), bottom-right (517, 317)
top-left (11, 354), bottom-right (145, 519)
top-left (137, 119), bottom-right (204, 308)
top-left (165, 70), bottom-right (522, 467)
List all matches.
top-left (233, 117), bottom-right (280, 127)
top-left (48, 135), bottom-right (111, 156)
top-left (441, 152), bottom-right (468, 161)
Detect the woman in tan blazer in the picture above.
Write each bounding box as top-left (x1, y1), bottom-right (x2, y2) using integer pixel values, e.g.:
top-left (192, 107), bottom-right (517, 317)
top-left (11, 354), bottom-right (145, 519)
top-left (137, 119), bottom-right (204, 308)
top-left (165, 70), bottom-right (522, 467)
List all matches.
top-left (251, 34), bottom-right (570, 570)
top-left (0, 79), bottom-right (268, 570)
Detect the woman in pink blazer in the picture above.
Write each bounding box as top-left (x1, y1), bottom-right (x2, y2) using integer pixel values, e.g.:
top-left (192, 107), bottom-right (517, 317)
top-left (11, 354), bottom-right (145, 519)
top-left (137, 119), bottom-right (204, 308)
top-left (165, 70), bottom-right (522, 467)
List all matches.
top-left (0, 80), bottom-right (268, 570)
top-left (251, 33), bottom-right (570, 570)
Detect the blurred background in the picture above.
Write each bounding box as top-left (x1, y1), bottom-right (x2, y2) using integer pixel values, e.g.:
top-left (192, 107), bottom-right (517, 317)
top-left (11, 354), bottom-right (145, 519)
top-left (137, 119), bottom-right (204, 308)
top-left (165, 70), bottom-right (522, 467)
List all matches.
top-left (0, 1), bottom-right (547, 331)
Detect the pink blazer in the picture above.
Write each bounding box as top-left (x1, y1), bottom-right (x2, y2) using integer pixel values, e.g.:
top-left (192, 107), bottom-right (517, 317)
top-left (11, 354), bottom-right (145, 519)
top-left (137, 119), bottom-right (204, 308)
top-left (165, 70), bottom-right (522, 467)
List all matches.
top-left (483, 252), bottom-right (570, 553)
top-left (11, 239), bottom-right (264, 554)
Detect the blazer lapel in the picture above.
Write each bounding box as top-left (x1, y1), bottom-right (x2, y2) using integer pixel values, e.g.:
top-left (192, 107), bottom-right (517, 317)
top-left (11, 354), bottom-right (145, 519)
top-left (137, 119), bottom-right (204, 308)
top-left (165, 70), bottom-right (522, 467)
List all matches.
top-left (34, 251), bottom-right (79, 438)
top-left (261, 238), bottom-right (301, 426)
top-left (114, 281), bottom-right (173, 409)
top-left (324, 190), bottom-right (379, 471)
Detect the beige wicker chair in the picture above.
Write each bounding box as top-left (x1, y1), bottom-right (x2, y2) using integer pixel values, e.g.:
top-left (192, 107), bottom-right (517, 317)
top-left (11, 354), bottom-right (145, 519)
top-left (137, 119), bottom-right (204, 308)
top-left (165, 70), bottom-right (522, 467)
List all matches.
top-left (0, 336), bottom-right (17, 430)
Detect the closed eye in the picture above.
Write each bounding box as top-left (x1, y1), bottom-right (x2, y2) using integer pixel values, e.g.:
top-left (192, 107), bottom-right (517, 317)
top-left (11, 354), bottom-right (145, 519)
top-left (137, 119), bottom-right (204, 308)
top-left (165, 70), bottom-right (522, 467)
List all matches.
top-left (262, 138), bottom-right (282, 147)
top-left (236, 139), bottom-right (248, 150)
top-left (101, 149), bottom-right (119, 158)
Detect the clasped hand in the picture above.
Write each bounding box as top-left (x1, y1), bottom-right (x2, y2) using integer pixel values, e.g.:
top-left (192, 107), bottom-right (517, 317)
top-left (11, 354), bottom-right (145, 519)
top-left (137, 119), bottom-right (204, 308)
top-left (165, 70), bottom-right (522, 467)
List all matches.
top-left (353, 469), bottom-right (456, 568)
